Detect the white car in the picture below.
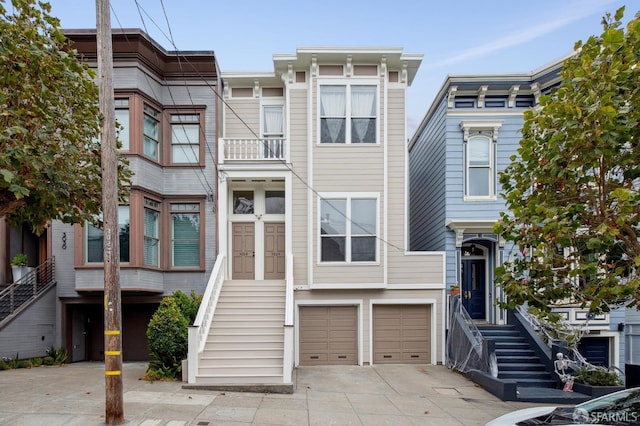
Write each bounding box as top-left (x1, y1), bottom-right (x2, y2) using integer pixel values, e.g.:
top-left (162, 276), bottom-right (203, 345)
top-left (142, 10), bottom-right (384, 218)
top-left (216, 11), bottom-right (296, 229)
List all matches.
top-left (486, 387), bottom-right (640, 425)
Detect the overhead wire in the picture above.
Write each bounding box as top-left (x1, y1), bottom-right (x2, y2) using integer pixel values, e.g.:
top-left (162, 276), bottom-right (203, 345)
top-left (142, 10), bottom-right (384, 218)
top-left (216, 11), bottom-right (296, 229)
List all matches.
top-left (114, 0), bottom-right (405, 253)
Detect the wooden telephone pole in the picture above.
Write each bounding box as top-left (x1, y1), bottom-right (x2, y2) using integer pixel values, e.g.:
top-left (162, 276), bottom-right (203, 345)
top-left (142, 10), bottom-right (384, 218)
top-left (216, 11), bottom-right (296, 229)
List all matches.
top-left (96, 0), bottom-right (124, 423)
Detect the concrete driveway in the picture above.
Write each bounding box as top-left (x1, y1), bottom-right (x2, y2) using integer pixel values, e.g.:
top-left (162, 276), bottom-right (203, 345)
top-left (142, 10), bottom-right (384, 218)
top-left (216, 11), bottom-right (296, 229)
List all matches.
top-left (0, 362), bottom-right (546, 425)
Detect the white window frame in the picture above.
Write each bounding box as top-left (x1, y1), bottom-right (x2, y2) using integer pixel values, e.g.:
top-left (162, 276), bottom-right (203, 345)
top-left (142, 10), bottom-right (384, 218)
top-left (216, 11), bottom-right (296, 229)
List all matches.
top-left (317, 79), bottom-right (379, 145)
top-left (460, 121), bottom-right (502, 201)
top-left (317, 192), bottom-right (379, 264)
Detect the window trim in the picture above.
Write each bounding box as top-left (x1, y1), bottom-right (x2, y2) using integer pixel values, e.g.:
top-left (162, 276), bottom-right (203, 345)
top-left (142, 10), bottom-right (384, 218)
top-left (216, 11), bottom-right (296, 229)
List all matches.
top-left (169, 201), bottom-right (203, 269)
top-left (142, 103), bottom-right (161, 162)
top-left (317, 192), bottom-right (379, 264)
top-left (167, 110), bottom-right (204, 166)
top-left (143, 197), bottom-right (161, 268)
top-left (317, 78), bottom-right (379, 145)
top-left (83, 205), bottom-right (131, 265)
top-left (460, 121), bottom-right (502, 201)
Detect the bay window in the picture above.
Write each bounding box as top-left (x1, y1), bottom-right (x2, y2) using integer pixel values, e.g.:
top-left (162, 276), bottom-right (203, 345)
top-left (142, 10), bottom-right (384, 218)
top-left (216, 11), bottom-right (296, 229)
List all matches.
top-left (114, 99), bottom-right (130, 151)
top-left (144, 198), bottom-right (160, 267)
top-left (320, 84), bottom-right (377, 144)
top-left (171, 203), bottom-right (200, 267)
top-left (320, 195), bottom-right (377, 262)
top-left (143, 104), bottom-right (160, 160)
top-left (85, 206), bottom-right (130, 263)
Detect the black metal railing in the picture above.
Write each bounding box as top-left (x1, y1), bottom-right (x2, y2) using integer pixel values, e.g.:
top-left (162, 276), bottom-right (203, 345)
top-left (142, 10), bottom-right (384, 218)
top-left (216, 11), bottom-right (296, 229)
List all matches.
top-left (0, 258), bottom-right (56, 326)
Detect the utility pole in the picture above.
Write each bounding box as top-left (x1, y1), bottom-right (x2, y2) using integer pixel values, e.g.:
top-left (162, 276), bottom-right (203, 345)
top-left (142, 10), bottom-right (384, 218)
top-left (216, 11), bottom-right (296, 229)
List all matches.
top-left (96, 0), bottom-right (124, 423)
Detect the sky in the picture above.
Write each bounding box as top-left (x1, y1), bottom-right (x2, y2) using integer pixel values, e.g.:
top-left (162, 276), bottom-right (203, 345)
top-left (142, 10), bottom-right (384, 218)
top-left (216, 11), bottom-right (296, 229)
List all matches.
top-left (43, 0), bottom-right (632, 132)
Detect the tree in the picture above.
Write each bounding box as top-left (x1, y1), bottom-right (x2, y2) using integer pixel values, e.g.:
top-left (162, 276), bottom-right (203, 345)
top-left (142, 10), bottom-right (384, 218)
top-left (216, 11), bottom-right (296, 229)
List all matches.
top-left (0, 0), bottom-right (130, 233)
top-left (495, 7), bottom-right (640, 314)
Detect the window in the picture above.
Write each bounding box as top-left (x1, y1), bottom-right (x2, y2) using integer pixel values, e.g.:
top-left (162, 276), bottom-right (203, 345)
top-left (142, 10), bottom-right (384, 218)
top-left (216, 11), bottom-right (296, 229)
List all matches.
top-left (115, 99), bottom-right (129, 150)
top-left (85, 206), bottom-right (130, 263)
top-left (262, 105), bottom-right (284, 158)
top-left (320, 196), bottom-right (377, 262)
top-left (460, 121), bottom-right (502, 200)
top-left (467, 135), bottom-right (492, 197)
top-left (265, 191), bottom-right (285, 214)
top-left (171, 203), bottom-right (200, 267)
top-left (144, 198), bottom-right (160, 267)
top-left (143, 104), bottom-right (160, 160)
top-left (233, 191), bottom-right (254, 214)
top-left (171, 114), bottom-right (200, 164)
top-left (320, 84), bottom-right (377, 144)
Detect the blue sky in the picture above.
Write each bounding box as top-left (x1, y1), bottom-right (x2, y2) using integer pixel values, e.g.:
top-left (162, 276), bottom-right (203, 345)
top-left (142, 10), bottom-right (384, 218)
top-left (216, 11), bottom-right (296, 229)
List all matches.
top-left (45, 0), bottom-right (631, 131)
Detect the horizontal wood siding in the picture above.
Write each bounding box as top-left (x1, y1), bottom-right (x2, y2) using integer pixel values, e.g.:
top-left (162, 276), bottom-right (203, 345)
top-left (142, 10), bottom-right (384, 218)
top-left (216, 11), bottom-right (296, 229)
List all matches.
top-left (295, 288), bottom-right (444, 364)
top-left (387, 252), bottom-right (445, 285)
top-left (409, 97), bottom-right (448, 251)
top-left (289, 88), bottom-right (309, 284)
top-left (223, 98), bottom-right (260, 139)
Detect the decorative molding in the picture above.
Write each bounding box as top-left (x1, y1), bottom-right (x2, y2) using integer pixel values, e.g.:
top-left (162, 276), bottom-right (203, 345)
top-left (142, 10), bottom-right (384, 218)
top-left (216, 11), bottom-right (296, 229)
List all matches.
top-left (346, 55), bottom-right (352, 77)
top-left (253, 80), bottom-right (260, 98)
top-left (401, 62), bottom-right (408, 84)
top-left (508, 85), bottom-right (520, 108)
top-left (286, 63), bottom-right (294, 84)
top-left (455, 229), bottom-right (465, 247)
top-left (447, 86), bottom-right (458, 108)
top-left (459, 120), bottom-right (503, 141)
top-left (499, 236), bottom-right (506, 247)
top-left (223, 84), bottom-right (229, 99)
top-left (311, 56), bottom-right (317, 78)
top-left (531, 82), bottom-right (541, 104)
top-left (477, 85), bottom-right (488, 108)
top-left (380, 56), bottom-right (387, 78)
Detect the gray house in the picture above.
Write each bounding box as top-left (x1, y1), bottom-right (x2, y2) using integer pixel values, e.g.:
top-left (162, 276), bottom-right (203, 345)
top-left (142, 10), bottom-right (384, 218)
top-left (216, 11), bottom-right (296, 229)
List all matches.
top-left (0, 29), bottom-right (222, 362)
top-left (408, 56), bottom-right (625, 374)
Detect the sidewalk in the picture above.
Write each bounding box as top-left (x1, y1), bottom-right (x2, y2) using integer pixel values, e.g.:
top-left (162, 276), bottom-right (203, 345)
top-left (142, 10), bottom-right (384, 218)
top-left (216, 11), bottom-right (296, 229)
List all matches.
top-left (0, 362), bottom-right (546, 425)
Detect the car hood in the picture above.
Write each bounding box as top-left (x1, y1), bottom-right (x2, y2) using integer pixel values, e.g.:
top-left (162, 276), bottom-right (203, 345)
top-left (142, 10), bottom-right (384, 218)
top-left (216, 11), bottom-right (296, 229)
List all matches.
top-left (486, 406), bottom-right (558, 426)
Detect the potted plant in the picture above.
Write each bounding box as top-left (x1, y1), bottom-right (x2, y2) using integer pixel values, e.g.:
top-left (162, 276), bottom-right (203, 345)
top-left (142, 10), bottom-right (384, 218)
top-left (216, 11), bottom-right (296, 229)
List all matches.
top-left (571, 367), bottom-right (624, 398)
top-left (450, 285), bottom-right (460, 296)
top-left (10, 253), bottom-right (28, 282)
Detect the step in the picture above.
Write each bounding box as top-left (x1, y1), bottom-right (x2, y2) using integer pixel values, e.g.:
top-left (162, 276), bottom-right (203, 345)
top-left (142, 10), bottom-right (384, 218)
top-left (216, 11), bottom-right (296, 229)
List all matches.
top-left (214, 307), bottom-right (285, 315)
top-left (211, 320), bottom-right (284, 328)
top-left (497, 355), bottom-right (541, 364)
top-left (206, 334), bottom-right (284, 343)
top-left (498, 371), bottom-right (554, 381)
top-left (202, 348), bottom-right (283, 357)
top-left (498, 363), bottom-right (547, 372)
top-left (198, 365), bottom-right (283, 376)
top-left (199, 356), bottom-right (283, 367)
top-left (512, 378), bottom-right (558, 388)
top-left (495, 349), bottom-right (535, 357)
top-left (494, 341), bottom-right (530, 350)
top-left (194, 374), bottom-right (285, 385)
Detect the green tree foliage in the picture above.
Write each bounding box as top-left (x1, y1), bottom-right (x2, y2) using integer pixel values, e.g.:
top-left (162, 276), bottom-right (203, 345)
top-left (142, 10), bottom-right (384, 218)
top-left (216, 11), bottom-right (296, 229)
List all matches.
top-left (172, 290), bottom-right (203, 325)
top-left (0, 0), bottom-right (130, 233)
top-left (495, 7), bottom-right (640, 314)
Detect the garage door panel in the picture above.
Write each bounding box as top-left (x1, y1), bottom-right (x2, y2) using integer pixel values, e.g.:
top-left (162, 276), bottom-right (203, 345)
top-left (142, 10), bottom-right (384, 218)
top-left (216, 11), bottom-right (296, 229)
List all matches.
top-left (373, 304), bottom-right (431, 364)
top-left (300, 306), bottom-right (357, 366)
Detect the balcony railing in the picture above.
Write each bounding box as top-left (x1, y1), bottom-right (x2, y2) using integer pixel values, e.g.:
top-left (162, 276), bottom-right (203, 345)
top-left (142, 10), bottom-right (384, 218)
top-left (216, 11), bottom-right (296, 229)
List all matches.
top-left (219, 138), bottom-right (287, 163)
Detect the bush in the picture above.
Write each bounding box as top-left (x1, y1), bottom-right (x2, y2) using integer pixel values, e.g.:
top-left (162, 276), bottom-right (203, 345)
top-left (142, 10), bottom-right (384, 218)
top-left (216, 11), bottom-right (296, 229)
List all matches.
top-left (172, 290), bottom-right (202, 325)
top-left (146, 296), bottom-right (189, 380)
top-left (47, 346), bottom-right (68, 365)
top-left (574, 367), bottom-right (623, 386)
top-left (0, 360), bottom-right (10, 370)
top-left (18, 360), bottom-right (32, 369)
top-left (31, 357), bottom-right (43, 367)
top-left (43, 356), bottom-right (55, 366)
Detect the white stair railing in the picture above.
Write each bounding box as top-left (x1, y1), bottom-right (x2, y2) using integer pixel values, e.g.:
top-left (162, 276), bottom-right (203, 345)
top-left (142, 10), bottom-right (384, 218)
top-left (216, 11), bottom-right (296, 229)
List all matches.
top-left (282, 253), bottom-right (294, 383)
top-left (187, 254), bottom-right (226, 383)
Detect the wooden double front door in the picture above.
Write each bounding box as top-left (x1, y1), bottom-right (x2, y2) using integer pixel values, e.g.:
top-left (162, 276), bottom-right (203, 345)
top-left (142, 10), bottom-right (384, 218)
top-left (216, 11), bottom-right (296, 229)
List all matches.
top-left (232, 222), bottom-right (285, 280)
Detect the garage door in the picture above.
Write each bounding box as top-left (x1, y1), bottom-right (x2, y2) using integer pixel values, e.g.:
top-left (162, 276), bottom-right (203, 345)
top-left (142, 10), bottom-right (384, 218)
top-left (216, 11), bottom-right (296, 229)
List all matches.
top-left (299, 306), bottom-right (357, 365)
top-left (373, 304), bottom-right (431, 364)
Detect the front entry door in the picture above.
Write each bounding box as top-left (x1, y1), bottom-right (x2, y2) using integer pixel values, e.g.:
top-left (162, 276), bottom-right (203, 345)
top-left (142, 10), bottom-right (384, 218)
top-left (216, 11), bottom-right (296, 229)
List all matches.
top-left (461, 259), bottom-right (486, 320)
top-left (264, 223), bottom-right (285, 279)
top-left (232, 223), bottom-right (255, 279)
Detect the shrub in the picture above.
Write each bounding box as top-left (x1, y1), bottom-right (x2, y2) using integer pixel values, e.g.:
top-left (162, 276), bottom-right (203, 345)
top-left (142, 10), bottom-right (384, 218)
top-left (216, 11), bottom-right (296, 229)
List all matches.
top-left (31, 357), bottom-right (43, 367)
top-left (573, 367), bottom-right (623, 386)
top-left (18, 360), bottom-right (32, 369)
top-left (0, 360), bottom-right (10, 370)
top-left (172, 290), bottom-right (203, 325)
top-left (43, 356), bottom-right (55, 366)
top-left (146, 296), bottom-right (189, 380)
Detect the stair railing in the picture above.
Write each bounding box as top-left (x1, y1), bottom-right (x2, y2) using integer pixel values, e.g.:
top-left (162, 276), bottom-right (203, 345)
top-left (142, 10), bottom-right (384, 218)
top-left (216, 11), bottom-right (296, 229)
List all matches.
top-left (282, 253), bottom-right (294, 383)
top-left (446, 294), bottom-right (495, 375)
top-left (188, 254), bottom-right (226, 383)
top-left (0, 258), bottom-right (56, 327)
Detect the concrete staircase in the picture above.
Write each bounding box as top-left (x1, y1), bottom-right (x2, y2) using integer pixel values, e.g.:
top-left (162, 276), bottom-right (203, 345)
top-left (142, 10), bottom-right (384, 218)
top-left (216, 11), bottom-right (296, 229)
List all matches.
top-left (194, 279), bottom-right (286, 388)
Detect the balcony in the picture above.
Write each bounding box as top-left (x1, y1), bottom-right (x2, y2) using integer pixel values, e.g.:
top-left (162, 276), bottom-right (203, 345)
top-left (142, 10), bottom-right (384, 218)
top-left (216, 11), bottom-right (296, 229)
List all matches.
top-left (219, 138), bottom-right (287, 164)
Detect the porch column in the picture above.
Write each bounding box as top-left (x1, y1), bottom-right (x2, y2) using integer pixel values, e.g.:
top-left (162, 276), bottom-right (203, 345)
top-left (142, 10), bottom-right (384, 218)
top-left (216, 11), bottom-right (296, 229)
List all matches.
top-left (454, 228), bottom-right (464, 288)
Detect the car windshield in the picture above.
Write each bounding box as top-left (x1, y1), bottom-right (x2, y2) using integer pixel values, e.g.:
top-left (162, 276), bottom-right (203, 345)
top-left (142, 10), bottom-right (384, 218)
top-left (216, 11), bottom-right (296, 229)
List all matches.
top-left (572, 388), bottom-right (640, 425)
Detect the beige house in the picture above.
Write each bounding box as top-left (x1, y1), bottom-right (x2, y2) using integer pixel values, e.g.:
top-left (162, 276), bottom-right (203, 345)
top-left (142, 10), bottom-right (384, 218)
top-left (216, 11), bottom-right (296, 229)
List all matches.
top-left (187, 47), bottom-right (446, 389)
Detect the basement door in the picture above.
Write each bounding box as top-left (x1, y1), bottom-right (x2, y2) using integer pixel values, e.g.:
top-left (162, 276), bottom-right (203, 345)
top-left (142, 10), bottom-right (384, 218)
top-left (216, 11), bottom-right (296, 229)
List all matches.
top-left (232, 223), bottom-right (255, 279)
top-left (264, 223), bottom-right (285, 279)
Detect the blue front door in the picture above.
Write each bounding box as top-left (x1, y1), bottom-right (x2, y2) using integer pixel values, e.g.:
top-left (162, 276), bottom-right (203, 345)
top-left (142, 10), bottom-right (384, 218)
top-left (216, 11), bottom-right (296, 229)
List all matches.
top-left (462, 259), bottom-right (486, 320)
